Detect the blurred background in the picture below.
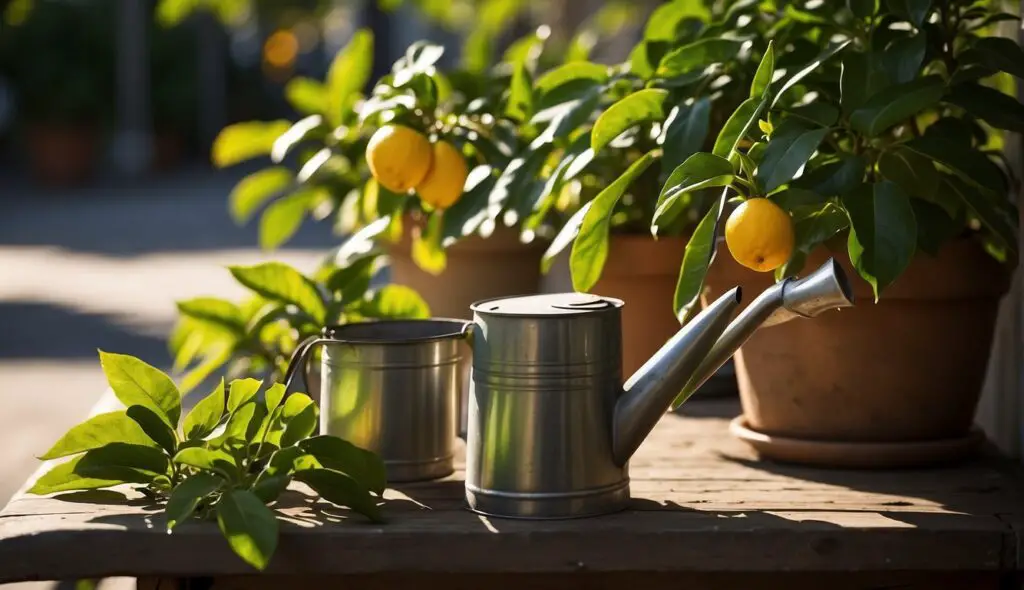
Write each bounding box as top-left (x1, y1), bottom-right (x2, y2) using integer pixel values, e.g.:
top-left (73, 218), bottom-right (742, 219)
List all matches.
top-left (0, 3), bottom-right (648, 582)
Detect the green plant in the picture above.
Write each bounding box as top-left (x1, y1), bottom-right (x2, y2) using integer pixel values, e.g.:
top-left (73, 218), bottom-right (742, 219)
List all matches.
top-left (652, 0), bottom-right (1020, 332)
top-left (169, 253), bottom-right (429, 393)
top-left (29, 351), bottom-right (386, 571)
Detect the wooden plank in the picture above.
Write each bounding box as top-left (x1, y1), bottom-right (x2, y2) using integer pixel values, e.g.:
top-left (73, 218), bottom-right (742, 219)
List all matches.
top-left (0, 398), bottom-right (1021, 584)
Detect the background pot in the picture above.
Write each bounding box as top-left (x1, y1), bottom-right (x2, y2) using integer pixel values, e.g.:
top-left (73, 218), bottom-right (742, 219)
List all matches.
top-left (705, 238), bottom-right (1011, 449)
top-left (25, 123), bottom-right (100, 187)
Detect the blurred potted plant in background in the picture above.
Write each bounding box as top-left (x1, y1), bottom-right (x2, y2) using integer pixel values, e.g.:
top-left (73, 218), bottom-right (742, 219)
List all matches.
top-left (0, 0), bottom-right (116, 186)
top-left (659, 0), bottom-right (1020, 466)
top-left (169, 251), bottom-right (429, 396)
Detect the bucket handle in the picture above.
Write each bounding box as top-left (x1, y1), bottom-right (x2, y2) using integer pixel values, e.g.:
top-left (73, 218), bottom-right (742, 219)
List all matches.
top-left (282, 332), bottom-right (332, 398)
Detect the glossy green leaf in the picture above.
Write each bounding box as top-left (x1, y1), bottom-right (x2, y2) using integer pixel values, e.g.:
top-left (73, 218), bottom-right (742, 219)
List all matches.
top-left (653, 153), bottom-right (733, 230)
top-left (99, 351), bottom-right (181, 428)
top-left (258, 189), bottom-right (319, 251)
top-left (673, 188), bottom-right (727, 325)
top-left (945, 83), bottom-right (1024, 133)
top-left (228, 168), bottom-right (293, 225)
top-left (326, 29), bottom-right (373, 127)
top-left (411, 213), bottom-right (446, 275)
top-left (325, 254), bottom-right (377, 303)
top-left (211, 121), bottom-right (291, 168)
top-left (221, 402), bottom-right (257, 445)
top-left (912, 199), bottom-right (964, 257)
top-left (840, 50), bottom-right (888, 114)
top-left (39, 411), bottom-right (159, 460)
top-left (712, 97), bottom-right (766, 158)
top-left (905, 137), bottom-right (1005, 194)
top-left (941, 176), bottom-right (1018, 253)
top-left (750, 41), bottom-right (775, 99)
top-left (166, 472), bottom-right (223, 530)
top-left (283, 77), bottom-right (327, 116)
top-left (176, 298), bottom-right (245, 334)
top-left (174, 447), bottom-right (238, 477)
top-left (770, 188), bottom-right (828, 212)
top-left (877, 147), bottom-right (940, 201)
top-left (961, 37), bottom-right (1024, 81)
top-left (570, 151), bottom-right (660, 292)
top-left (535, 62), bottom-right (608, 95)
top-left (27, 455), bottom-right (123, 495)
top-left (843, 181), bottom-right (918, 300)
top-left (264, 384), bottom-right (286, 416)
top-left (884, 0), bottom-right (931, 27)
top-left (299, 436), bottom-right (388, 495)
top-left (227, 378), bottom-right (262, 414)
top-left (217, 490), bottom-right (279, 571)
top-left (661, 97), bottom-right (711, 174)
top-left (756, 122), bottom-right (829, 194)
top-left (591, 89), bottom-right (669, 153)
top-left (791, 202), bottom-right (850, 255)
top-left (882, 34), bottom-right (926, 85)
top-left (280, 394), bottom-right (319, 448)
top-left (228, 262), bottom-right (325, 324)
top-left (541, 202), bottom-right (591, 275)
top-left (183, 378), bottom-right (226, 440)
top-left (655, 38), bottom-right (745, 79)
top-left (292, 469), bottom-right (383, 522)
top-left (271, 115), bottom-right (327, 164)
top-left (73, 443), bottom-right (168, 481)
top-left (849, 75), bottom-right (945, 137)
top-left (847, 0), bottom-right (875, 17)
top-left (771, 40), bottom-right (852, 108)
top-left (644, 0), bottom-right (709, 40)
top-left (792, 155), bottom-right (866, 197)
top-left (440, 167), bottom-right (498, 243)
top-left (505, 60), bottom-right (533, 122)
top-left (126, 406), bottom-right (177, 455)
top-left (360, 284), bottom-right (431, 319)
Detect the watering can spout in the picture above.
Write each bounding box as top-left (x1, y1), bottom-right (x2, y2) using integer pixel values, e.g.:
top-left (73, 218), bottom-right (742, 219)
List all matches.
top-left (611, 287), bottom-right (741, 466)
top-left (610, 257), bottom-right (855, 467)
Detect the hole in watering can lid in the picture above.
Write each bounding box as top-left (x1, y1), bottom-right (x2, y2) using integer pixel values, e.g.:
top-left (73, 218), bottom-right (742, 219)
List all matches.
top-left (471, 292), bottom-right (622, 316)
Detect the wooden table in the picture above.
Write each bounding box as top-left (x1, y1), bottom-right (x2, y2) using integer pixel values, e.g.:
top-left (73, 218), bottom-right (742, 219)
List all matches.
top-left (1, 398), bottom-right (1023, 590)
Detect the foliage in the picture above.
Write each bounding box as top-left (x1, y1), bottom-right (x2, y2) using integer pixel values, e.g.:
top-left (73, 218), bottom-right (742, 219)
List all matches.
top-left (0, 0), bottom-right (116, 125)
top-left (29, 351), bottom-right (387, 571)
top-left (168, 252), bottom-right (430, 394)
top-left (658, 0), bottom-right (1020, 317)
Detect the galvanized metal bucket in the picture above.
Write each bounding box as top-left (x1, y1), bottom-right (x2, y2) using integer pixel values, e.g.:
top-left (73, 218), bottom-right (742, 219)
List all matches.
top-left (283, 319), bottom-right (468, 483)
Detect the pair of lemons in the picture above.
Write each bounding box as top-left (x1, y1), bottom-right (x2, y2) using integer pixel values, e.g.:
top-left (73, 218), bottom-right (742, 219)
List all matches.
top-left (365, 125), bottom-right (468, 210)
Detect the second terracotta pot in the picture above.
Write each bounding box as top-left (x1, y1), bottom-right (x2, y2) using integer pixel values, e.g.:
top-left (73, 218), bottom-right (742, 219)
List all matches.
top-left (704, 238), bottom-right (1010, 445)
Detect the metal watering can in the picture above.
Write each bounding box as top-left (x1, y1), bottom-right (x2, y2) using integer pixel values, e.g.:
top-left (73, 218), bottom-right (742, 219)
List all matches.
top-left (461, 258), bottom-right (854, 519)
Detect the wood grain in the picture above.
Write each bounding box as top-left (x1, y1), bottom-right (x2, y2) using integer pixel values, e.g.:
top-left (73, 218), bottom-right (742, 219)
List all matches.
top-left (1, 399), bottom-right (1022, 584)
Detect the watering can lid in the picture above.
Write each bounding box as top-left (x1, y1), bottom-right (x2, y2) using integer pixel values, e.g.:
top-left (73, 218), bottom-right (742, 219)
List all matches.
top-left (469, 292), bottom-right (624, 317)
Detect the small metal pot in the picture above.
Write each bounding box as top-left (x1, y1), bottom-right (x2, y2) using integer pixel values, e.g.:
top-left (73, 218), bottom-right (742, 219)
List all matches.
top-left (284, 319), bottom-right (467, 483)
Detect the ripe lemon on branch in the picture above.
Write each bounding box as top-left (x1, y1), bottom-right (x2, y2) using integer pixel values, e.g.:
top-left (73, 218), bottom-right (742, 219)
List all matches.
top-left (724, 197), bottom-right (795, 272)
top-left (365, 124), bottom-right (433, 193)
top-left (416, 140), bottom-right (468, 210)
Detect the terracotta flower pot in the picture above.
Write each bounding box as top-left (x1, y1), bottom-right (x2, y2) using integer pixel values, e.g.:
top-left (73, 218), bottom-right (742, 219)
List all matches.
top-left (25, 123), bottom-right (101, 187)
top-left (704, 238), bottom-right (1012, 466)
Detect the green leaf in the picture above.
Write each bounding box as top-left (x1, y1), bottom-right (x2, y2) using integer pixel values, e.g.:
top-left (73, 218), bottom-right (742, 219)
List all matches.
top-left (174, 447), bottom-right (238, 477)
top-left (882, 34), bottom-right (926, 85)
top-left (73, 443), bottom-right (168, 483)
top-left (211, 121), bottom-right (291, 168)
top-left (99, 350), bottom-right (182, 429)
top-left (912, 199), bottom-right (963, 256)
top-left (28, 456), bottom-right (124, 495)
top-left (644, 0), bottom-right (709, 41)
top-left (591, 89), bottom-right (669, 153)
top-left (440, 166), bottom-right (498, 243)
top-left (272, 115), bottom-right (327, 164)
top-left (217, 490), bottom-right (279, 571)
top-left (298, 436), bottom-right (387, 495)
top-left (905, 136), bottom-right (1006, 195)
top-left (840, 50), bottom-right (889, 114)
top-left (756, 121), bottom-right (829, 194)
top-left (847, 0), bottom-right (875, 17)
top-left (655, 38), bottom-right (745, 79)
top-left (325, 254), bottom-right (378, 304)
top-left (222, 402), bottom-right (258, 444)
top-left (941, 176), bottom-right (1017, 253)
top-left (284, 77), bottom-right (327, 116)
top-left (228, 262), bottom-right (326, 324)
top-left (258, 188), bottom-right (321, 251)
top-left (411, 213), bottom-right (447, 275)
top-left (661, 97), bottom-right (711, 174)
top-left (652, 153), bottom-right (734, 229)
top-left (166, 473), bottom-right (223, 530)
top-left (770, 188), bottom-right (828, 211)
top-left (791, 202), bottom-right (850, 255)
top-left (183, 378), bottom-right (226, 440)
top-left (884, 0), bottom-right (931, 27)
top-left (793, 155), bottom-right (866, 197)
top-left (784, 103), bottom-right (840, 128)
top-left (540, 202), bottom-right (591, 274)
top-left (750, 41), bottom-right (775, 99)
top-left (176, 298), bottom-right (245, 334)
top-left (126, 406), bottom-right (177, 455)
top-left (359, 284), bottom-right (431, 319)
top-left (228, 168), bottom-right (293, 225)
top-left (228, 378), bottom-right (263, 413)
top-left (292, 469), bottom-right (383, 522)
top-left (264, 383), bottom-right (287, 416)
top-left (712, 97), bottom-right (766, 158)
top-left (771, 40), bottom-right (852, 108)
top-left (326, 29), bottom-right (373, 127)
top-left (569, 151), bottom-right (660, 291)
top-left (535, 62), bottom-right (608, 95)
top-left (39, 411), bottom-right (159, 460)
top-left (252, 475), bottom-right (291, 504)
top-left (849, 75), bottom-right (945, 137)
top-left (505, 60), bottom-right (534, 122)
top-left (961, 37), bottom-right (1024, 81)
top-left (945, 83), bottom-right (1024, 133)
top-left (280, 394), bottom-right (319, 448)
top-left (843, 181), bottom-right (918, 300)
top-left (673, 188), bottom-right (727, 326)
top-left (877, 146), bottom-right (940, 201)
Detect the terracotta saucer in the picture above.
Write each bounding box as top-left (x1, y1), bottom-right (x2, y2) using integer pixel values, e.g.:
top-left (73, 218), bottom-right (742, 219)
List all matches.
top-left (728, 416), bottom-right (986, 469)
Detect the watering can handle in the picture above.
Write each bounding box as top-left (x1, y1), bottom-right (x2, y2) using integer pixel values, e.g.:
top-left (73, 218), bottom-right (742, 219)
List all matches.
top-left (282, 333), bottom-right (332, 398)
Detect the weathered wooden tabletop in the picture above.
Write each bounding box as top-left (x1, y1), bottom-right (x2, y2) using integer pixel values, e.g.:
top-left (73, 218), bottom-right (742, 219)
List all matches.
top-left (1, 398), bottom-right (1023, 589)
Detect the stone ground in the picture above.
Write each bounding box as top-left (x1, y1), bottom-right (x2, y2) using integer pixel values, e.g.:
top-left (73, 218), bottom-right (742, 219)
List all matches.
top-left (0, 163), bottom-right (342, 588)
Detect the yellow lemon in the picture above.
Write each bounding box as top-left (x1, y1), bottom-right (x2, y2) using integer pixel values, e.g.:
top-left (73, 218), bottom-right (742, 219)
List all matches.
top-left (416, 140), bottom-right (468, 209)
top-left (724, 197), bottom-right (796, 272)
top-left (365, 125), bottom-right (433, 193)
